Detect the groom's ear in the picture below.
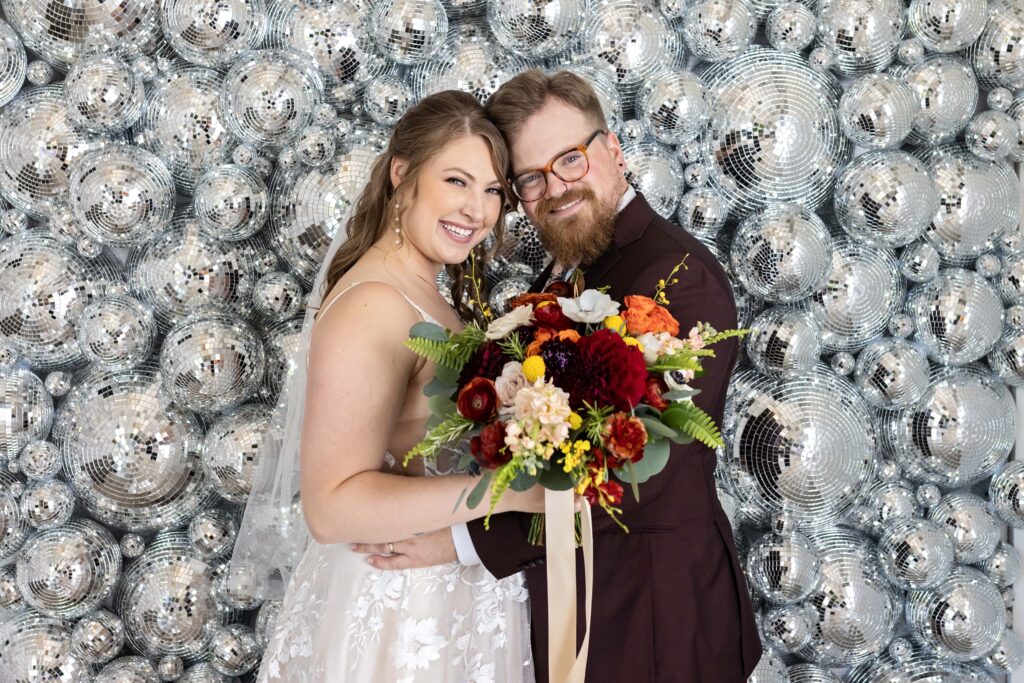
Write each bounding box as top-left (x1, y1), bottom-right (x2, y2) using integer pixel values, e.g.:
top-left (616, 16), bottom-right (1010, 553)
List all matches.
top-left (605, 131), bottom-right (626, 170)
top-left (389, 156), bottom-right (410, 189)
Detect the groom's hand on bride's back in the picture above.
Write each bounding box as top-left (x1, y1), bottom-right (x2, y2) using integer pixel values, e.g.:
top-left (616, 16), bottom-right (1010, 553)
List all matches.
top-left (351, 527), bottom-right (458, 570)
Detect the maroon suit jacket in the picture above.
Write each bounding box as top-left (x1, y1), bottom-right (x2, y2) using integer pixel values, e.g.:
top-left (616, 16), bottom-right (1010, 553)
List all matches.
top-left (468, 193), bottom-right (762, 682)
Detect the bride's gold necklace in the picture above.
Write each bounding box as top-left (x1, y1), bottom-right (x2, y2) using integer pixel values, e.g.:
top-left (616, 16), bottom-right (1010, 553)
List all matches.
top-left (371, 245), bottom-right (449, 308)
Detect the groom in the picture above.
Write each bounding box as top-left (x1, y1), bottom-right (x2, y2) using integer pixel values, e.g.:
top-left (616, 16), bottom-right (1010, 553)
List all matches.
top-left (358, 70), bottom-right (762, 681)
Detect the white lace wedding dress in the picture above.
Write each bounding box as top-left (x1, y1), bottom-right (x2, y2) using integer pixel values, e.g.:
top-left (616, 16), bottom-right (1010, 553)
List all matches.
top-left (256, 283), bottom-right (534, 683)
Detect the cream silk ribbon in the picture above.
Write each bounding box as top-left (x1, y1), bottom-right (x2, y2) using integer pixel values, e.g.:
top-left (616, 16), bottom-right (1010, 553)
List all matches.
top-left (544, 488), bottom-right (594, 683)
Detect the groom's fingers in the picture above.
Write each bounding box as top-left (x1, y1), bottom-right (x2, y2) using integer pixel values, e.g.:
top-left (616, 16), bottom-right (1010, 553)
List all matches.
top-left (350, 542), bottom-right (397, 555)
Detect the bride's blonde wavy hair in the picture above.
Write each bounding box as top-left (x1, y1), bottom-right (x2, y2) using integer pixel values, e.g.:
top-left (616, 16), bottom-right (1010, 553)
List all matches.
top-left (322, 90), bottom-right (512, 324)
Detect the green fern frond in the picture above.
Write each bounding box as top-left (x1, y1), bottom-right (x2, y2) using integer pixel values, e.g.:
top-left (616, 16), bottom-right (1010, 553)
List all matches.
top-left (663, 402), bottom-right (722, 449)
top-left (402, 415), bottom-right (476, 466)
top-left (648, 353), bottom-right (704, 373)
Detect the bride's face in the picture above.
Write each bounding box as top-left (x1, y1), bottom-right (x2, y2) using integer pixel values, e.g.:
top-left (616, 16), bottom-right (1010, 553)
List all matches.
top-left (396, 134), bottom-right (505, 266)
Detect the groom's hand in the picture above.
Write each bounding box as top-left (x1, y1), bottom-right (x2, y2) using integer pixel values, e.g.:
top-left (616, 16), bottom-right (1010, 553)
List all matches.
top-left (351, 527), bottom-right (458, 570)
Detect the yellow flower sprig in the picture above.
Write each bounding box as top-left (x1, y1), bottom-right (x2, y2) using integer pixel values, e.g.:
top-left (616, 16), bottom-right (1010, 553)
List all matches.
top-left (653, 253), bottom-right (689, 306)
top-left (466, 249), bottom-right (493, 322)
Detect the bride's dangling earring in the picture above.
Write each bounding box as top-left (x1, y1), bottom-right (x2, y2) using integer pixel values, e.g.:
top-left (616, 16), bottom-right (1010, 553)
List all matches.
top-left (393, 200), bottom-right (402, 245)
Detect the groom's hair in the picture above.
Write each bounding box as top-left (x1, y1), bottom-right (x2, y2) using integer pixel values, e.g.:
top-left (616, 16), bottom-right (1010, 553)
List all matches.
top-left (486, 69), bottom-right (608, 140)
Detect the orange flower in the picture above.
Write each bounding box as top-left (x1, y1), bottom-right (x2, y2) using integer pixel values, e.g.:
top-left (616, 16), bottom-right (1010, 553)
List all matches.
top-left (526, 328), bottom-right (581, 356)
top-left (508, 292), bottom-right (557, 310)
top-left (622, 295), bottom-right (680, 336)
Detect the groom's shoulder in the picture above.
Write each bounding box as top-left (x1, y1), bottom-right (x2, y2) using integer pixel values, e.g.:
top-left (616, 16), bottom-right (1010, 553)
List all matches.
top-left (624, 210), bottom-right (729, 287)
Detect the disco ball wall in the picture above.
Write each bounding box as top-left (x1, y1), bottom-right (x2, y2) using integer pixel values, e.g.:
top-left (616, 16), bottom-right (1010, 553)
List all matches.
top-left (0, 0), bottom-right (1022, 681)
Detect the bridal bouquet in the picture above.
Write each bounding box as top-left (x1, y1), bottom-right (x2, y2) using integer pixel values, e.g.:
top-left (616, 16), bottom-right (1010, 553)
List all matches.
top-left (403, 259), bottom-right (746, 540)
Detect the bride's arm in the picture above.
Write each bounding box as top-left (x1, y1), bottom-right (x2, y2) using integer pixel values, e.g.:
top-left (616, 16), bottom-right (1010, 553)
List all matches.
top-left (299, 283), bottom-right (542, 545)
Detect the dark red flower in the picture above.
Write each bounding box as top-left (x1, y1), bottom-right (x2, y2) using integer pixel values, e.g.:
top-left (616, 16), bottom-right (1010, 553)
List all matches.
top-left (457, 377), bottom-right (498, 421)
top-left (571, 329), bottom-right (648, 412)
top-left (533, 301), bottom-right (574, 331)
top-left (583, 478), bottom-right (624, 507)
top-left (458, 340), bottom-right (510, 387)
top-left (470, 421), bottom-right (511, 469)
top-left (644, 375), bottom-right (670, 412)
top-left (603, 413), bottom-right (647, 465)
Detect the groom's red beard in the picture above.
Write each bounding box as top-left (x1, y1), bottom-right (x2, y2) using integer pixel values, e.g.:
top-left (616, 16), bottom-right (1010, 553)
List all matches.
top-left (532, 187), bottom-right (617, 267)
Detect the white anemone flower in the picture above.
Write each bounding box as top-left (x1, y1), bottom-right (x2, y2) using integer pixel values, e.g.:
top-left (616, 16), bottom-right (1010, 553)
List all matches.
top-left (556, 289), bottom-right (620, 324)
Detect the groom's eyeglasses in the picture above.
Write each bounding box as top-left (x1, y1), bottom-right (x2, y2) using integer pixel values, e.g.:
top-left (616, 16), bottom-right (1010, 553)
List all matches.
top-left (511, 129), bottom-right (607, 203)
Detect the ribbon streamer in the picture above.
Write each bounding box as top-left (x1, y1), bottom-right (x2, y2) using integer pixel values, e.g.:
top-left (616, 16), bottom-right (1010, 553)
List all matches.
top-left (545, 489), bottom-right (594, 683)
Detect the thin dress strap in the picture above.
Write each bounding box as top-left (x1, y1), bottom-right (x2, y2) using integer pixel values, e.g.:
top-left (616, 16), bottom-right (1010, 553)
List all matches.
top-left (314, 280), bottom-right (437, 327)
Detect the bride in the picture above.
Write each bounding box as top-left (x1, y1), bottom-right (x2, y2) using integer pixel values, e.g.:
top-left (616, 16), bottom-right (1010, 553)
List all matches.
top-left (233, 90), bottom-right (543, 681)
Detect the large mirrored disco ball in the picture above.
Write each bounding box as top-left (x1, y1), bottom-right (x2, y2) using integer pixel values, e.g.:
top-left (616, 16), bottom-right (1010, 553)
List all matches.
top-left (160, 310), bottom-right (266, 415)
top-left (16, 518), bottom-right (121, 619)
top-left (622, 141), bottom-right (684, 219)
top-left (115, 531), bottom-right (234, 661)
top-left (834, 151), bottom-right (938, 249)
top-left (202, 404), bottom-right (273, 504)
top-left (966, 0), bottom-right (1024, 90)
top-left (895, 56), bottom-right (979, 146)
top-left (746, 307), bottom-right (822, 377)
top-left (908, 268), bottom-right (1004, 365)
top-left (410, 21), bottom-right (527, 103)
top-left (724, 366), bottom-right (876, 530)
top-left (265, 0), bottom-right (387, 108)
top-left (876, 517), bottom-right (954, 589)
top-left (814, 0), bottom-right (904, 76)
top-left (800, 527), bottom-right (900, 666)
top-left (853, 338), bottom-right (930, 409)
top-left (64, 54), bottom-right (144, 134)
top-left (0, 365), bottom-right (53, 460)
top-left (906, 566), bottom-right (1005, 661)
top-left (0, 85), bottom-right (108, 218)
top-left (0, 233), bottom-right (118, 370)
top-left (885, 366), bottom-right (1014, 489)
top-left (487, 0), bottom-right (584, 59)
top-left (990, 461), bottom-right (1024, 528)
top-left (927, 491), bottom-right (1002, 563)
top-left (53, 362), bottom-right (218, 532)
top-left (371, 0), bottom-right (449, 66)
top-left (699, 47), bottom-right (850, 217)
top-left (681, 0), bottom-right (756, 63)
top-left (837, 74), bottom-right (918, 150)
top-left (128, 219), bottom-right (258, 328)
top-left (730, 203), bottom-right (833, 303)
top-left (0, 19), bottom-right (25, 109)
top-left (220, 49), bottom-right (324, 150)
top-left (847, 648), bottom-right (998, 682)
top-left (907, 0), bottom-right (989, 52)
top-left (982, 628), bottom-right (1024, 675)
top-left (559, 61), bottom-right (623, 131)
top-left (579, 0), bottom-right (686, 101)
top-left (921, 146), bottom-right (1020, 261)
top-left (77, 295), bottom-right (157, 371)
top-left (161, 0), bottom-right (267, 68)
top-left (68, 144), bottom-right (175, 249)
top-left (0, 0), bottom-right (160, 70)
top-left (803, 236), bottom-right (904, 353)
top-left (0, 470), bottom-right (29, 563)
top-left (132, 66), bottom-right (236, 194)
top-left (745, 530), bottom-right (822, 604)
top-left (193, 164), bottom-right (268, 242)
top-left (269, 135), bottom-right (380, 285)
top-left (95, 655), bottom-right (159, 681)
top-left (637, 69), bottom-right (711, 146)
top-left (0, 611), bottom-right (94, 681)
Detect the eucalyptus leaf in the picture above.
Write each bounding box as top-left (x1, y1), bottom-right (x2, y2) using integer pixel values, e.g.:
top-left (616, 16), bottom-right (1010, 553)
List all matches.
top-left (538, 464), bottom-right (574, 491)
top-left (614, 438), bottom-right (670, 485)
top-left (409, 321), bottom-right (449, 342)
top-left (428, 393), bottom-right (457, 417)
top-left (423, 375), bottom-right (456, 398)
top-left (639, 416), bottom-right (678, 440)
top-left (662, 386), bottom-right (701, 401)
top-left (466, 471), bottom-right (493, 509)
top-left (509, 470), bottom-right (539, 491)
top-left (433, 363), bottom-right (460, 385)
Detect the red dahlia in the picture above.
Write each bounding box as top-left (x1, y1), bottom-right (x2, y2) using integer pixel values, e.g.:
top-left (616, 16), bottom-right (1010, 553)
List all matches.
top-left (458, 340), bottom-right (510, 387)
top-left (572, 329), bottom-right (648, 412)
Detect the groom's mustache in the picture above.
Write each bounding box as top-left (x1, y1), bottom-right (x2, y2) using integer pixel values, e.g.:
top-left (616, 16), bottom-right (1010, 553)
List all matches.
top-left (534, 187), bottom-right (597, 220)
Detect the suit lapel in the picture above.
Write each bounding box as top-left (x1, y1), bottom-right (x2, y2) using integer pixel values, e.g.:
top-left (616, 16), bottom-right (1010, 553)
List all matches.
top-left (530, 260), bottom-right (557, 293)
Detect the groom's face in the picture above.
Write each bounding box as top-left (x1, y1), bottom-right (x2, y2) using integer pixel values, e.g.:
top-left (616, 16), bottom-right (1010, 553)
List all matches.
top-left (509, 98), bottom-right (627, 266)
